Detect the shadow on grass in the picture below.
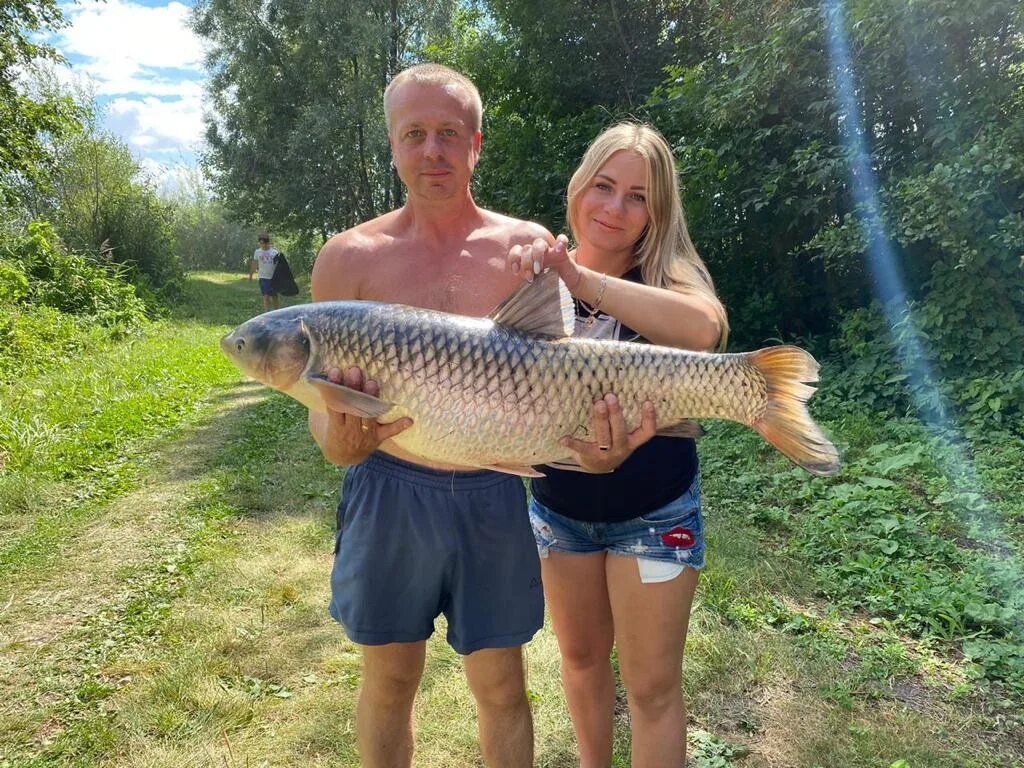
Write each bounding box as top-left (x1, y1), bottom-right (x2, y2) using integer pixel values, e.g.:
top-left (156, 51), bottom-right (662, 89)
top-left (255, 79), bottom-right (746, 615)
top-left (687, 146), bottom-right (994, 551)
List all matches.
top-left (184, 382), bottom-right (340, 524)
top-left (159, 380), bottom-right (271, 484)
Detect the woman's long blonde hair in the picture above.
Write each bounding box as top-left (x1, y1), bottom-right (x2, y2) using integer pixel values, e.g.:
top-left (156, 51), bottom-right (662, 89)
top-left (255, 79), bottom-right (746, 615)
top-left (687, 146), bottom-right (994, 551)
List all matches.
top-left (567, 122), bottom-right (729, 350)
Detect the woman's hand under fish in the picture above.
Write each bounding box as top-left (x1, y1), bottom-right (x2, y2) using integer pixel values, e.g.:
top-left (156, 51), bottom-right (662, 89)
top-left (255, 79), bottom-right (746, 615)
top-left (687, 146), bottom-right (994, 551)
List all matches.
top-left (319, 366), bottom-right (413, 465)
top-left (560, 394), bottom-right (658, 473)
top-left (507, 234), bottom-right (574, 286)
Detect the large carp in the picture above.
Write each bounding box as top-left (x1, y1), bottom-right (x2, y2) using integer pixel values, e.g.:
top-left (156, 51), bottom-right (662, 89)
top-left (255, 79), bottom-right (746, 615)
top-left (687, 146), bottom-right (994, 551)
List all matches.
top-left (220, 270), bottom-right (839, 476)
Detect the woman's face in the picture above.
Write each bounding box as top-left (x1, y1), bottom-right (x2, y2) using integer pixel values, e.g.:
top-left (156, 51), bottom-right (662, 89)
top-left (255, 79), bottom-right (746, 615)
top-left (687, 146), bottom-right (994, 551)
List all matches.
top-left (576, 150), bottom-right (650, 254)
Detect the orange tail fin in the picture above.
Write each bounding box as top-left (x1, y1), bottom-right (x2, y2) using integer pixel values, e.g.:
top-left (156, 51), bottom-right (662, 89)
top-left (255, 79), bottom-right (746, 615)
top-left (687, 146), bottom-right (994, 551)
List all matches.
top-left (747, 346), bottom-right (840, 476)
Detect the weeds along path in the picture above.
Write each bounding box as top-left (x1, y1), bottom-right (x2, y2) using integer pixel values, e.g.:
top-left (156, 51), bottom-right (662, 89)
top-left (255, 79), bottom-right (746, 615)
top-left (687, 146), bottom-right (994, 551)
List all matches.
top-left (0, 273), bottom-right (575, 767)
top-left (0, 273), bottom-right (1020, 767)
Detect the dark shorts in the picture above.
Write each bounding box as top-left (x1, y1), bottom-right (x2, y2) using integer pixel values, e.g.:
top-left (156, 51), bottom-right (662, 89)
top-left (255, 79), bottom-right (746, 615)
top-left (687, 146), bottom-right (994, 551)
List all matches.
top-left (530, 474), bottom-right (706, 574)
top-left (258, 277), bottom-right (277, 296)
top-left (329, 452), bottom-right (543, 655)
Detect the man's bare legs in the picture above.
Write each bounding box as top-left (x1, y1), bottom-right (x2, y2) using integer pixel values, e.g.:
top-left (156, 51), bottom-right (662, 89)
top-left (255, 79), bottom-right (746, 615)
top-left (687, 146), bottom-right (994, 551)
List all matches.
top-left (357, 642), bottom-right (426, 768)
top-left (464, 646), bottom-right (534, 768)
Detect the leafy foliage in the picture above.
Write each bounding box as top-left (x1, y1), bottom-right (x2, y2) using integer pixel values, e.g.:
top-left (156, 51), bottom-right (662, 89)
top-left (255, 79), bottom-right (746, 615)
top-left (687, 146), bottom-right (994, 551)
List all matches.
top-left (701, 415), bottom-right (1024, 695)
top-left (1, 221), bottom-right (147, 323)
top-left (193, 0), bottom-right (456, 236)
top-left (429, 0), bottom-right (687, 228)
top-left (0, 1), bottom-right (83, 205)
top-left (653, 0), bottom-right (1024, 363)
top-left (38, 129), bottom-right (185, 303)
top-left (0, 221), bottom-right (148, 382)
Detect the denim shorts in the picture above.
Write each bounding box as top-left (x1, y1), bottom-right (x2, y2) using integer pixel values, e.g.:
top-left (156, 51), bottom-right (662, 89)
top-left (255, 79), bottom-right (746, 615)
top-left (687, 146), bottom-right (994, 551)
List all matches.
top-left (529, 475), bottom-right (706, 575)
top-left (330, 452), bottom-right (543, 655)
top-left (258, 277), bottom-right (277, 296)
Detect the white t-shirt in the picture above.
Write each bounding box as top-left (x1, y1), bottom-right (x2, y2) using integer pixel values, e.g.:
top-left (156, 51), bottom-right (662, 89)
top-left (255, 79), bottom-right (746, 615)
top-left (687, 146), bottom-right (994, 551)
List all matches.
top-left (254, 247), bottom-right (279, 279)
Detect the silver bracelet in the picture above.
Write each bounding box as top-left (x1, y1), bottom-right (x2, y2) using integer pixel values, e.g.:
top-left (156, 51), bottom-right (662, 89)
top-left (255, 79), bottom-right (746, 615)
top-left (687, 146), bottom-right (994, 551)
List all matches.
top-left (592, 273), bottom-right (608, 313)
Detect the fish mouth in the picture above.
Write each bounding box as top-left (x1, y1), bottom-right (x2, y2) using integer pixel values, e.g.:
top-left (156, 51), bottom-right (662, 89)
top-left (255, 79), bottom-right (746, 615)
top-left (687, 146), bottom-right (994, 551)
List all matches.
top-left (219, 329), bottom-right (261, 380)
top-left (219, 331), bottom-right (237, 357)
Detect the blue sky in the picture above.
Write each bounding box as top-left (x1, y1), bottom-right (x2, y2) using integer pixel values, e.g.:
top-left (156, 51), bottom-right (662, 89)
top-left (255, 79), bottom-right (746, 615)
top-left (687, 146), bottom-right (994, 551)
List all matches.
top-left (53, 0), bottom-right (206, 190)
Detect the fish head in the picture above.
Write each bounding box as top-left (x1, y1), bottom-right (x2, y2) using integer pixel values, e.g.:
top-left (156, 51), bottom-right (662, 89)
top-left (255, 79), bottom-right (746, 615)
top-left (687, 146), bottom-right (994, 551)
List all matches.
top-left (221, 308), bottom-right (312, 391)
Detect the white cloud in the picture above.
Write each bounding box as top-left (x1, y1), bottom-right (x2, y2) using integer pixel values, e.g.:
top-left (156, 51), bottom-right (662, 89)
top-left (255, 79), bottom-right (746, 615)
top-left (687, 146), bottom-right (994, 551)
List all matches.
top-left (58, 0), bottom-right (204, 91)
top-left (107, 94), bottom-right (204, 148)
top-left (53, 1), bottom-right (208, 159)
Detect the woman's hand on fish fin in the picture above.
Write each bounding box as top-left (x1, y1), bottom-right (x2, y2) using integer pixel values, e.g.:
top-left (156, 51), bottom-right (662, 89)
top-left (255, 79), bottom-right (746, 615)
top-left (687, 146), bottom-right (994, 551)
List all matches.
top-left (559, 396), bottom-right (657, 472)
top-left (507, 234), bottom-right (572, 285)
top-left (319, 367), bottom-right (412, 465)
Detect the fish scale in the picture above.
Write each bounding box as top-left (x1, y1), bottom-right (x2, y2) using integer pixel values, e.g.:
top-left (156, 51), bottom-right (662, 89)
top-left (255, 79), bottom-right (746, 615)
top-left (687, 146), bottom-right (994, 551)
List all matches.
top-left (222, 284), bottom-right (839, 476)
top-left (296, 303), bottom-right (768, 468)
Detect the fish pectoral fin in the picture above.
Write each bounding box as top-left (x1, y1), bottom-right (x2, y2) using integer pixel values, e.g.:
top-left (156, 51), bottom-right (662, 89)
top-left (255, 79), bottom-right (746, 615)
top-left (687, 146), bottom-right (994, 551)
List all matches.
top-left (480, 463), bottom-right (546, 478)
top-left (306, 373), bottom-right (393, 418)
top-left (656, 420), bottom-right (705, 439)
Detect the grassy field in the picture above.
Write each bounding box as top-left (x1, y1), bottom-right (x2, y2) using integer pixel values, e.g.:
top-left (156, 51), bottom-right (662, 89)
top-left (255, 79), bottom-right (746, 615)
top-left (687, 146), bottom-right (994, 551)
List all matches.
top-left (0, 272), bottom-right (1021, 767)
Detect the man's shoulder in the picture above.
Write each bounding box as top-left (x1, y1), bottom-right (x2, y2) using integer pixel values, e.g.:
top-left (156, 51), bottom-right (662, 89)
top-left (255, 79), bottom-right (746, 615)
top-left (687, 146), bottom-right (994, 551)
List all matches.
top-left (477, 209), bottom-right (553, 244)
top-left (318, 216), bottom-right (393, 266)
top-left (313, 212), bottom-right (402, 300)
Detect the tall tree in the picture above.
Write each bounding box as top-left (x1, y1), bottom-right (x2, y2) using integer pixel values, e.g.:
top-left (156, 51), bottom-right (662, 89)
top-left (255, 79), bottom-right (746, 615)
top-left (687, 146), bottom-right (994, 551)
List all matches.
top-left (193, 0), bottom-right (454, 238)
top-left (427, 0), bottom-right (705, 229)
top-left (652, 0), bottom-right (1024, 365)
top-left (0, 0), bottom-right (82, 207)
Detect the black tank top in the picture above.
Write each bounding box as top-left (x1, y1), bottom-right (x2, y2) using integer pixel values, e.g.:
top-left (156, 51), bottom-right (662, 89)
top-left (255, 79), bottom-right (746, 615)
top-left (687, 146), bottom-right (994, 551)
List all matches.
top-left (530, 268), bottom-right (699, 523)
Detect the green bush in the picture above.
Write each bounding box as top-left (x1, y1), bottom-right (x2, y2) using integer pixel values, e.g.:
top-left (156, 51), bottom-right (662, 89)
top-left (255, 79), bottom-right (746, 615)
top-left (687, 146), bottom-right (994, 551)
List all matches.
top-left (2, 221), bottom-right (148, 325)
top-left (0, 304), bottom-right (95, 382)
top-left (93, 186), bottom-right (185, 304)
top-left (42, 131), bottom-right (186, 305)
top-left (0, 259), bottom-right (30, 303)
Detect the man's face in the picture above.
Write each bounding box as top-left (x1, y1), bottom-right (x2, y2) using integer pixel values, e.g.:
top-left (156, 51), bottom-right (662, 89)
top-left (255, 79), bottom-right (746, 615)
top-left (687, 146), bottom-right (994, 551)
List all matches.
top-left (387, 82), bottom-right (481, 203)
top-left (259, 239), bottom-right (269, 248)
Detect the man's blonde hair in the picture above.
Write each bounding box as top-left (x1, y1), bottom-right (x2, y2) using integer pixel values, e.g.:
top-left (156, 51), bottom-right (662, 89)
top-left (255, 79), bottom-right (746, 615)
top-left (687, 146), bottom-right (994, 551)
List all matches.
top-left (567, 122), bottom-right (729, 350)
top-left (384, 63), bottom-right (483, 134)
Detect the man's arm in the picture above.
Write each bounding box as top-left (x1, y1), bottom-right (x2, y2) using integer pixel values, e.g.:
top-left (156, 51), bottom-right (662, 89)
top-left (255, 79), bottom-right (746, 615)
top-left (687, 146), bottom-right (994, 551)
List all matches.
top-left (307, 233), bottom-right (411, 466)
top-left (248, 257), bottom-right (257, 280)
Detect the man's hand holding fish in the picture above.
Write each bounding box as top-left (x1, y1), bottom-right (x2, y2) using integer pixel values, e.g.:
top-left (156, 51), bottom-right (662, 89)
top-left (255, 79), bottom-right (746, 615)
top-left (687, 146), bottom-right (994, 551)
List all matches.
top-left (311, 366), bottom-right (413, 466)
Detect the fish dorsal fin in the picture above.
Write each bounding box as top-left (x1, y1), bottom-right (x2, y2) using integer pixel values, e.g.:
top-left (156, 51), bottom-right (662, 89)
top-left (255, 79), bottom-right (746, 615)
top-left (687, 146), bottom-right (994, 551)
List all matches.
top-left (488, 268), bottom-right (574, 339)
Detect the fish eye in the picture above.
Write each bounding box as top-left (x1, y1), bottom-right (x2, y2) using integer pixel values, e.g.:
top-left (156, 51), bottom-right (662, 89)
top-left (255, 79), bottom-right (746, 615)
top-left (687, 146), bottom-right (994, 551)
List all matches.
top-left (235, 338), bottom-right (245, 351)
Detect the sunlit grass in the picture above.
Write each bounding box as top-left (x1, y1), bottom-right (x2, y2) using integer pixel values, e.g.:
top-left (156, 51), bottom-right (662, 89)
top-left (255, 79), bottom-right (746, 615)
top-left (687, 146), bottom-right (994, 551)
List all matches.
top-left (1, 273), bottom-right (1021, 767)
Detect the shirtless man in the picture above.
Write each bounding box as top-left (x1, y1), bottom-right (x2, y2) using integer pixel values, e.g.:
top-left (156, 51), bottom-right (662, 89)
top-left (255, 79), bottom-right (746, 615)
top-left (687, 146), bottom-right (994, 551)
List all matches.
top-left (308, 64), bottom-right (554, 768)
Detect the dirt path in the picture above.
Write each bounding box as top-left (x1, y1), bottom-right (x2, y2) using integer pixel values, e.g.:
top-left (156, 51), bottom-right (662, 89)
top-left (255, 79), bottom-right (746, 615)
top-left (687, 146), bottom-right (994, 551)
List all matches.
top-left (0, 383), bottom-right (267, 757)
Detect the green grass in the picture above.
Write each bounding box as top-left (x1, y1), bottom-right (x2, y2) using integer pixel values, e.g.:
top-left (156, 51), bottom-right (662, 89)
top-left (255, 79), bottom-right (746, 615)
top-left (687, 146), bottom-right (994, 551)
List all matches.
top-left (0, 272), bottom-right (301, 564)
top-left (1, 272), bottom-right (1021, 767)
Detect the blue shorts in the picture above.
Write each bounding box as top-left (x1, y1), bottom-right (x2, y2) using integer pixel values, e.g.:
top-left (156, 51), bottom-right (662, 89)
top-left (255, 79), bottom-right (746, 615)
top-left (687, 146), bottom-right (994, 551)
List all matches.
top-left (329, 452), bottom-right (543, 655)
top-left (258, 277), bottom-right (277, 296)
top-left (529, 475), bottom-right (706, 573)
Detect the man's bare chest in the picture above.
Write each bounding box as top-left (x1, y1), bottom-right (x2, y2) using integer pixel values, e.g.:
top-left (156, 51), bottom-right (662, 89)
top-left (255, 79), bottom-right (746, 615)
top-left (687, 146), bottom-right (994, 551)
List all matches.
top-left (361, 251), bottom-right (519, 316)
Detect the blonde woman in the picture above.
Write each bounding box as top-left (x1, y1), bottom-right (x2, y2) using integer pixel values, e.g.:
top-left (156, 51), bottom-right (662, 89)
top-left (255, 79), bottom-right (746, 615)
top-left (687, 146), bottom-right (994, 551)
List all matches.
top-left (507, 122), bottom-right (728, 768)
